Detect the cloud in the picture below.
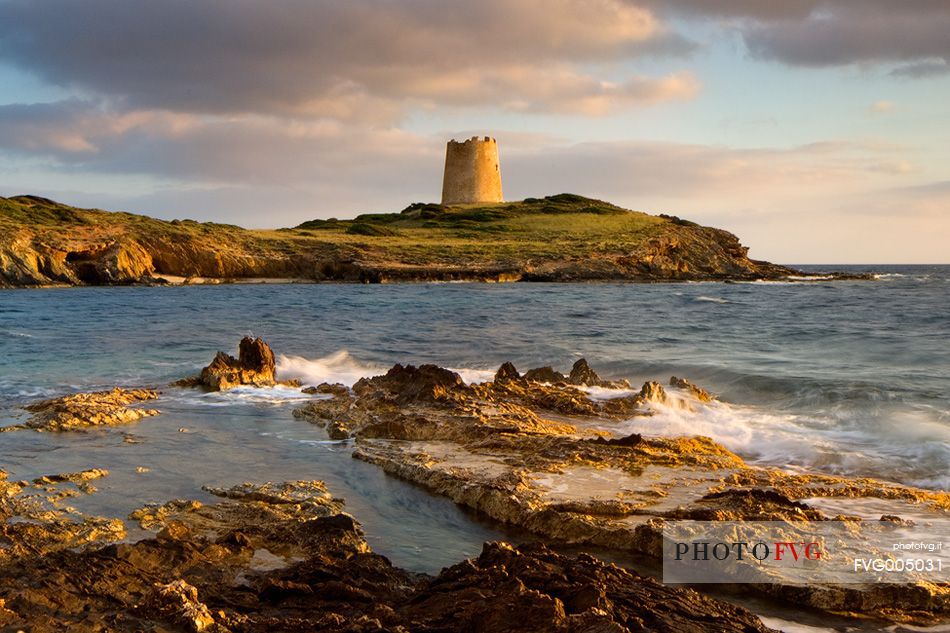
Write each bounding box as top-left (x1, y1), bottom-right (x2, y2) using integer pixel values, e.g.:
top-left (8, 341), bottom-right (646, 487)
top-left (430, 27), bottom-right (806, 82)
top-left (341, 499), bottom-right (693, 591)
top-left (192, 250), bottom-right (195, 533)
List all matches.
top-left (639, 0), bottom-right (823, 20)
top-left (0, 0), bottom-right (695, 118)
top-left (0, 0), bottom-right (946, 262)
top-left (2, 115), bottom-right (943, 262)
top-left (0, 100), bottom-right (919, 202)
top-left (504, 138), bottom-right (919, 205)
top-left (742, 10), bottom-right (950, 69)
top-left (639, 0), bottom-right (950, 74)
top-left (464, 68), bottom-right (700, 115)
top-left (890, 59), bottom-right (950, 78)
top-left (0, 101), bottom-right (197, 155)
top-left (498, 135), bottom-right (945, 263)
top-left (0, 103), bottom-right (441, 188)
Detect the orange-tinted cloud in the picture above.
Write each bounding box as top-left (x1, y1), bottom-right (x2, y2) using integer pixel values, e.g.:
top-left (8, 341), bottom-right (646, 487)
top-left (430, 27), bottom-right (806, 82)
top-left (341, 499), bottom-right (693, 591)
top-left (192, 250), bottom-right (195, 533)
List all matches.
top-left (0, 0), bottom-right (695, 118)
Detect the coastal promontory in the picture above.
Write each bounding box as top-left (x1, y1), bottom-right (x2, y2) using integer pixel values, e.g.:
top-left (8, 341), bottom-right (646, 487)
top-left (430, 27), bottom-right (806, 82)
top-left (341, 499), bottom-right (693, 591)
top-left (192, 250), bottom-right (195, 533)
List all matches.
top-left (2, 193), bottom-right (806, 287)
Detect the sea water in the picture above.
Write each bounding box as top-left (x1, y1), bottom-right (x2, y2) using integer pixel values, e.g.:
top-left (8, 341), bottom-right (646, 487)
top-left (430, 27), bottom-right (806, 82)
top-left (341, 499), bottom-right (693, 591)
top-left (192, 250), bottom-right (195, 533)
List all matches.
top-left (1, 265), bottom-right (947, 581)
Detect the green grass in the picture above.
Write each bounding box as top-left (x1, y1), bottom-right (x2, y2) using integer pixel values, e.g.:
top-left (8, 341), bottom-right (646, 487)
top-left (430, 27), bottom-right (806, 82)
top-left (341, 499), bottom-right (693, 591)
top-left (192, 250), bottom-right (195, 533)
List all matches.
top-left (287, 193), bottom-right (665, 258)
top-left (1, 193), bottom-right (675, 268)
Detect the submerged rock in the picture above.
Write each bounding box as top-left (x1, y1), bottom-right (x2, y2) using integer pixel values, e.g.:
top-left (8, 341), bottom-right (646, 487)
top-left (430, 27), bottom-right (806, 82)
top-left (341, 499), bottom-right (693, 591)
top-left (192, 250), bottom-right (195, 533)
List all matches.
top-left (4, 387), bottom-right (160, 432)
top-left (0, 468), bottom-right (126, 563)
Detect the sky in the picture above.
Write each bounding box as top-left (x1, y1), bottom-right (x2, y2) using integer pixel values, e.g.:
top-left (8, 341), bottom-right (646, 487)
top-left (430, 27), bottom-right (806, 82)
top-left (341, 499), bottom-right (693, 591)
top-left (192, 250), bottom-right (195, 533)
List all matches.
top-left (0, 1), bottom-right (948, 263)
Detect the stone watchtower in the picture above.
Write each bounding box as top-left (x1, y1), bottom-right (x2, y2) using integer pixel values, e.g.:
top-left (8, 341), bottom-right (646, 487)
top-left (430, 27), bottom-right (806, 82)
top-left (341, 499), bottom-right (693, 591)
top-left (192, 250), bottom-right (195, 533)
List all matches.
top-left (441, 136), bottom-right (503, 205)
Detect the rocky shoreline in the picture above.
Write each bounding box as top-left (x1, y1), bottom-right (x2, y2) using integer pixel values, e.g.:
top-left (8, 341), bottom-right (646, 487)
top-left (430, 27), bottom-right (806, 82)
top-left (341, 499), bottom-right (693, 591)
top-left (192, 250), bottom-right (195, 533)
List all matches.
top-left (1, 338), bottom-right (945, 631)
top-left (0, 474), bottom-right (777, 632)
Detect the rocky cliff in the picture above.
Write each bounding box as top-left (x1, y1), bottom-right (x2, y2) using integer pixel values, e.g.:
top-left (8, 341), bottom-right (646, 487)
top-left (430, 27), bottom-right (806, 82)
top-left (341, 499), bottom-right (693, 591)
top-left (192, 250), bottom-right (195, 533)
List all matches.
top-left (0, 193), bottom-right (830, 287)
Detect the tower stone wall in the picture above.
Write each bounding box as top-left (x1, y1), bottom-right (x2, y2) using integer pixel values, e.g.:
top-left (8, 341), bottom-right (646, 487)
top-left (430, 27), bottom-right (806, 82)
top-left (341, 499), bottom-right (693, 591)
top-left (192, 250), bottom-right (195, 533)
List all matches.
top-left (441, 136), bottom-right (503, 205)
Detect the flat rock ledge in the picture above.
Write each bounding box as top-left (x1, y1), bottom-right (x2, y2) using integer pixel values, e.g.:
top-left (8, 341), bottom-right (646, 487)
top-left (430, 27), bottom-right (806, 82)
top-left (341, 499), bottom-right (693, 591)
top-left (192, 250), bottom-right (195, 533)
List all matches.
top-left (2, 387), bottom-right (159, 433)
top-left (291, 359), bottom-right (950, 624)
top-left (0, 478), bottom-right (775, 632)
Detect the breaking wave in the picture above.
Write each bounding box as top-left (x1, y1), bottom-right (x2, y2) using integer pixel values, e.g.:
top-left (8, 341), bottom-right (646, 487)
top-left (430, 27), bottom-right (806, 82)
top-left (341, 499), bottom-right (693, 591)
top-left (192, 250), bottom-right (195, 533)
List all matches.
top-left (610, 391), bottom-right (950, 490)
top-left (277, 350), bottom-right (384, 387)
top-left (181, 384), bottom-right (314, 407)
top-left (276, 350), bottom-right (496, 388)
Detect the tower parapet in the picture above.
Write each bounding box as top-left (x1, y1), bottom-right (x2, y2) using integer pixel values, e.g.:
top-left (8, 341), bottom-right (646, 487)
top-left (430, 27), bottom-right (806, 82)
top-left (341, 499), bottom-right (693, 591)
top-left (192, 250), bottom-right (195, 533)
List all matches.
top-left (441, 136), bottom-right (503, 205)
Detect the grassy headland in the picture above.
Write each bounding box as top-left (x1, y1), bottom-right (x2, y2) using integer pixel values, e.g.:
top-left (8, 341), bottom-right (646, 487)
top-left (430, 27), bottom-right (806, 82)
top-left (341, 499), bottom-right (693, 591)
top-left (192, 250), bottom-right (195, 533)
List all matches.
top-left (0, 193), bottom-right (799, 286)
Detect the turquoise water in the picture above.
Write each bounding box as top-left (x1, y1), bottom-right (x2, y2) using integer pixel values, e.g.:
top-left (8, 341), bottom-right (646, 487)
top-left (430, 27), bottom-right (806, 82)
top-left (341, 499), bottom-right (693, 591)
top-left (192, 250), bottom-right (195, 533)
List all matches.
top-left (0, 265), bottom-right (948, 576)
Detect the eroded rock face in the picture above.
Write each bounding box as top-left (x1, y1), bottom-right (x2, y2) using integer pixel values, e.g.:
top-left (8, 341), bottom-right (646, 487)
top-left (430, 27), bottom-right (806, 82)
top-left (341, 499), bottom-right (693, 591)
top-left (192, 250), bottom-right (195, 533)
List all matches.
top-left (0, 478), bottom-right (778, 632)
top-left (184, 336), bottom-right (278, 391)
top-left (2, 388), bottom-right (160, 433)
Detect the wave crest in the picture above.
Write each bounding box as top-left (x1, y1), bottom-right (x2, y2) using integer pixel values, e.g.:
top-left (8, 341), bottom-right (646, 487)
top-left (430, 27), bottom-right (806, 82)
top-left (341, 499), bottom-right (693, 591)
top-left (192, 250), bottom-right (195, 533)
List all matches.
top-left (277, 350), bottom-right (384, 387)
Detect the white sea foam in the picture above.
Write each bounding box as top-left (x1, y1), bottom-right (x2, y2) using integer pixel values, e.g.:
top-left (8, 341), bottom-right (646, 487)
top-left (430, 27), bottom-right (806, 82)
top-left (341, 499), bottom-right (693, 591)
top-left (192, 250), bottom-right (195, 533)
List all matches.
top-left (694, 296), bottom-right (729, 304)
top-left (185, 349), bottom-right (950, 489)
top-left (614, 398), bottom-right (768, 456)
top-left (603, 390), bottom-right (950, 489)
top-left (1, 382), bottom-right (59, 399)
top-left (756, 617), bottom-right (840, 633)
top-left (449, 367), bottom-right (496, 385)
top-left (577, 385), bottom-right (639, 401)
top-left (277, 350), bottom-right (384, 387)
top-left (260, 431), bottom-right (349, 446)
top-left (277, 351), bottom-right (497, 387)
top-left (740, 280), bottom-right (798, 285)
top-left (2, 329), bottom-right (34, 338)
top-left (173, 384), bottom-right (313, 407)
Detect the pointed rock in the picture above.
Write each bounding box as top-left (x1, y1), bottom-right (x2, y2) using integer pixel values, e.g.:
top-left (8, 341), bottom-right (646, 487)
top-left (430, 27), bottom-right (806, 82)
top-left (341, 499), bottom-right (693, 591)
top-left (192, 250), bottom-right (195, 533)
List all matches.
top-left (670, 376), bottom-right (713, 402)
top-left (568, 358), bottom-right (600, 386)
top-left (494, 362), bottom-right (521, 383)
top-left (638, 381), bottom-right (667, 403)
